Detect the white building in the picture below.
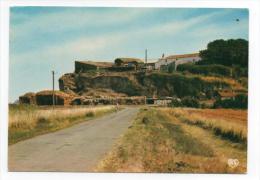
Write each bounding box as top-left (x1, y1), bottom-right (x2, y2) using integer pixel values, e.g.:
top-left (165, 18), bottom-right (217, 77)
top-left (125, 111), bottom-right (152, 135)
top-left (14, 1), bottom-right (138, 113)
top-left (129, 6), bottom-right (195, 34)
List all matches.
top-left (155, 53), bottom-right (202, 70)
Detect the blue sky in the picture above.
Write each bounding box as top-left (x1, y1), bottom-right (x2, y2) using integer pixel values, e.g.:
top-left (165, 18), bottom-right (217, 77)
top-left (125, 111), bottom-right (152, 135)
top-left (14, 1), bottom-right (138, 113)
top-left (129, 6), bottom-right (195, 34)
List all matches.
top-left (9, 7), bottom-right (249, 102)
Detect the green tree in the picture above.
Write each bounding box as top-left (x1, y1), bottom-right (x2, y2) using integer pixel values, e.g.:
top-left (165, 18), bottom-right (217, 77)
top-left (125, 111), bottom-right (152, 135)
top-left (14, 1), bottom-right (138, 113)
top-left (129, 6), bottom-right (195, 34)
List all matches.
top-left (199, 39), bottom-right (248, 67)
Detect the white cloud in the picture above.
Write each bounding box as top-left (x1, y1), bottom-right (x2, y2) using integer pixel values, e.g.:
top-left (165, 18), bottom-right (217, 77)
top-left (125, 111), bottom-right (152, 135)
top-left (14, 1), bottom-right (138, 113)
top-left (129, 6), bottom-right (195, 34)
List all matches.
top-left (10, 8), bottom-right (152, 42)
top-left (11, 9), bottom-right (236, 65)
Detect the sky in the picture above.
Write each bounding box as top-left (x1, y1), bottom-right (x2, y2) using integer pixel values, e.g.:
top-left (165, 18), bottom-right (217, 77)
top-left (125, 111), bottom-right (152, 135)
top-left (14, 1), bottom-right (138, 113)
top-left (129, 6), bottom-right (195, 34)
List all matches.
top-left (9, 7), bottom-right (249, 102)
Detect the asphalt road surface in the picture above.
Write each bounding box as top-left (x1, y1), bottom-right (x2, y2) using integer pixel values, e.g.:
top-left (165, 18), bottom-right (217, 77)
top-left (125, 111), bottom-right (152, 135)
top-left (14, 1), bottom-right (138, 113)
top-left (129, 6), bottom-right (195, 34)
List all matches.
top-left (9, 107), bottom-right (139, 172)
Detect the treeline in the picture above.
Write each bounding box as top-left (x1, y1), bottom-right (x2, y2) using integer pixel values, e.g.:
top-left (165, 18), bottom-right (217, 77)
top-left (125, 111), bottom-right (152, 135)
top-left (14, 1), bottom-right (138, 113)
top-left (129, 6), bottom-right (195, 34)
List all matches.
top-left (177, 64), bottom-right (231, 76)
top-left (170, 94), bottom-right (247, 109)
top-left (177, 63), bottom-right (247, 77)
top-left (176, 39), bottom-right (248, 77)
top-left (199, 39), bottom-right (248, 67)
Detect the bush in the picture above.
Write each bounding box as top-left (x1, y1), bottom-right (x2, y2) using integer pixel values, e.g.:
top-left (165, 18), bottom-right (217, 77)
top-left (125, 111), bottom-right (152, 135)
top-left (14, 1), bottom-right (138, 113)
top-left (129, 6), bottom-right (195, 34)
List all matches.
top-left (37, 117), bottom-right (50, 124)
top-left (171, 97), bottom-right (199, 108)
top-left (213, 94), bottom-right (248, 109)
top-left (181, 97), bottom-right (199, 108)
top-left (142, 117), bottom-right (149, 124)
top-left (177, 63), bottom-right (231, 76)
top-left (232, 66), bottom-right (248, 78)
top-left (86, 111), bottom-right (95, 117)
top-left (146, 73), bottom-right (206, 98)
top-left (137, 72), bottom-right (230, 98)
top-left (171, 98), bottom-right (183, 107)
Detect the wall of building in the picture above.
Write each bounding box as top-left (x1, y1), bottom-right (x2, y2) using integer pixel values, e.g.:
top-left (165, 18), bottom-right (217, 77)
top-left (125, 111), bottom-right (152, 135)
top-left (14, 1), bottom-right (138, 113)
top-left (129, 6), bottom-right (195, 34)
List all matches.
top-left (174, 56), bottom-right (201, 70)
top-left (155, 56), bottom-right (201, 70)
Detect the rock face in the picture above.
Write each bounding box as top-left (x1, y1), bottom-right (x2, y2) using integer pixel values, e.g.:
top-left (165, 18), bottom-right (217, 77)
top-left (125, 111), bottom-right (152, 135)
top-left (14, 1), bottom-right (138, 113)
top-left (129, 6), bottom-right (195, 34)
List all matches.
top-left (19, 68), bottom-right (237, 106)
top-left (59, 71), bottom-right (231, 99)
top-left (59, 73), bottom-right (78, 94)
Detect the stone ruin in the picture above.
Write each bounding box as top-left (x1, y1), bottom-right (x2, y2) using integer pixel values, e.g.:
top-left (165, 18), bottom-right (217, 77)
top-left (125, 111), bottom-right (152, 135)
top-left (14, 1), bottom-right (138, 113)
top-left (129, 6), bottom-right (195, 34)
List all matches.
top-left (19, 90), bottom-right (75, 106)
top-left (19, 92), bottom-right (36, 104)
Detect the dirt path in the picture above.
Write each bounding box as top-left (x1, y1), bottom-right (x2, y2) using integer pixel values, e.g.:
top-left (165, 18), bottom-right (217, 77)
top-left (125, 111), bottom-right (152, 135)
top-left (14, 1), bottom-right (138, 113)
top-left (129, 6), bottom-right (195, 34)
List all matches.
top-left (9, 107), bottom-right (139, 172)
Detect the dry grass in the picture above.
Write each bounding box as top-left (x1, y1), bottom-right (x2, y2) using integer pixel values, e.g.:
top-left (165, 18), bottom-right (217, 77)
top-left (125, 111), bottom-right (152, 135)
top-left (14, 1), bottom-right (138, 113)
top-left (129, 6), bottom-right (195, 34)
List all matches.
top-left (9, 105), bottom-right (116, 144)
top-left (97, 107), bottom-right (247, 173)
top-left (199, 76), bottom-right (247, 91)
top-left (161, 108), bottom-right (247, 172)
top-left (169, 108), bottom-right (247, 144)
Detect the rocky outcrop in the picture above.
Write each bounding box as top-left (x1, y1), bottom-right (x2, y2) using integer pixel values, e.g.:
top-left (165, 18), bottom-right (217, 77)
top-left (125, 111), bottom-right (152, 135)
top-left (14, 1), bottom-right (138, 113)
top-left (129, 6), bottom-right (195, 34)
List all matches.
top-left (59, 73), bottom-right (78, 94)
top-left (59, 71), bottom-right (231, 99)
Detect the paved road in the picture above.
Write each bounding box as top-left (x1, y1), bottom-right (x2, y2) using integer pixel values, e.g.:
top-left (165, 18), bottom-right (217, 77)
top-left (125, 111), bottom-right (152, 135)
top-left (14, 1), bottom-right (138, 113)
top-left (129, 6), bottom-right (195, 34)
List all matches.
top-left (9, 107), bottom-right (139, 172)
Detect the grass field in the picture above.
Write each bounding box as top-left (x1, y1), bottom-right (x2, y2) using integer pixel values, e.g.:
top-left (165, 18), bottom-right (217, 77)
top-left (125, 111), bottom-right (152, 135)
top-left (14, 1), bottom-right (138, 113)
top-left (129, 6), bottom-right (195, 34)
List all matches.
top-left (97, 107), bottom-right (247, 173)
top-left (9, 105), bottom-right (116, 145)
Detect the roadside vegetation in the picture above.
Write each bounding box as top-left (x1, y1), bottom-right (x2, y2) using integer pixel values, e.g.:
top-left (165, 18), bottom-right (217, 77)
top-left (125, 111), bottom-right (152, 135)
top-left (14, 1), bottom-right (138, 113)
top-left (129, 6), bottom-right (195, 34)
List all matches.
top-left (97, 107), bottom-right (247, 173)
top-left (9, 104), bottom-right (116, 144)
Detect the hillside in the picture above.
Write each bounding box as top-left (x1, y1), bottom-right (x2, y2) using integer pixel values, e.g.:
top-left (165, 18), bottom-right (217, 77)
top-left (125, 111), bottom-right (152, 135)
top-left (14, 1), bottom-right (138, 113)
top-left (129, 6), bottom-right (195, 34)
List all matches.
top-left (59, 71), bottom-right (247, 100)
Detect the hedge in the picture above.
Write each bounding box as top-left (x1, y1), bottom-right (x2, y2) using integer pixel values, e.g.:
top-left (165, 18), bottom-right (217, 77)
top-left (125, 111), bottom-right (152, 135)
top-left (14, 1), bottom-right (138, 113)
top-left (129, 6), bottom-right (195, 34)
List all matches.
top-left (177, 63), bottom-right (231, 76)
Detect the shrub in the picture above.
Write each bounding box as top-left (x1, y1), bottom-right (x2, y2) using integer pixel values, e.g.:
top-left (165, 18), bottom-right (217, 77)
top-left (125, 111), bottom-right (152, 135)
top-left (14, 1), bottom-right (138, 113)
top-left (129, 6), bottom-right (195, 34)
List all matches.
top-left (171, 97), bottom-right (207, 108)
top-left (171, 98), bottom-right (182, 107)
top-left (138, 72), bottom-right (230, 98)
top-left (37, 117), bottom-right (50, 124)
top-left (146, 73), bottom-right (206, 98)
top-left (86, 111), bottom-right (95, 117)
top-left (177, 63), bottom-right (231, 76)
top-left (213, 94), bottom-right (248, 109)
top-left (181, 97), bottom-right (199, 108)
top-left (142, 117), bottom-right (149, 124)
top-left (232, 66), bottom-right (248, 78)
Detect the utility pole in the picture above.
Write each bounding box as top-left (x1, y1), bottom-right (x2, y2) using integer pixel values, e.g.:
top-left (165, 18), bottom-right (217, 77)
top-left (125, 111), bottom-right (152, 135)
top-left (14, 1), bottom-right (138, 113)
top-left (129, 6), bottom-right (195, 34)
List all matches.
top-left (145, 49), bottom-right (148, 64)
top-left (52, 70), bottom-right (55, 108)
